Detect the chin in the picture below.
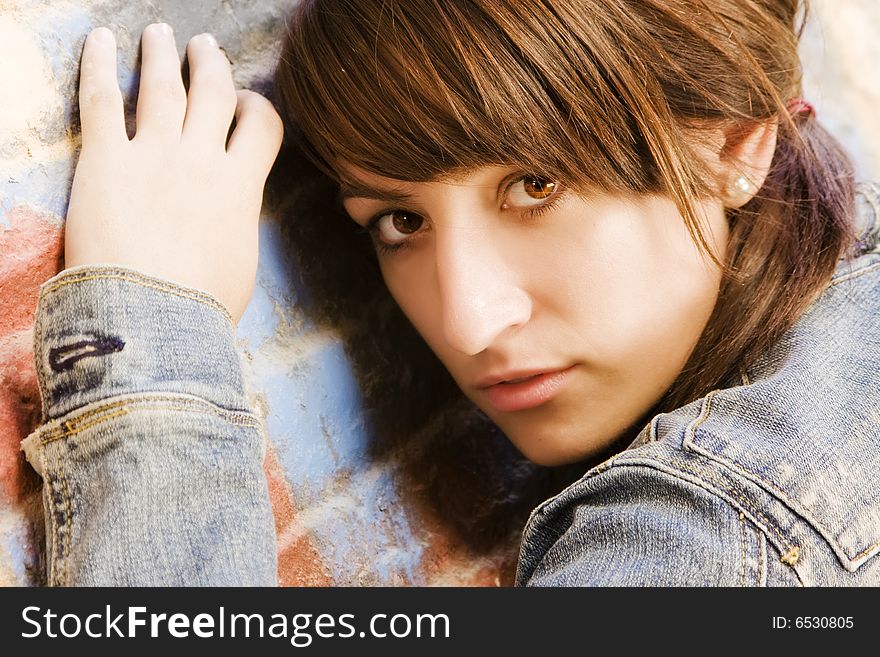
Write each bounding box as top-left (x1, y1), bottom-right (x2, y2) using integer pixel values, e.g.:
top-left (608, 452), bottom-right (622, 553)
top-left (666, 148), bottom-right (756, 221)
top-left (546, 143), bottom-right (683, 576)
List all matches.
top-left (507, 420), bottom-right (637, 468)
top-left (511, 436), bottom-right (603, 468)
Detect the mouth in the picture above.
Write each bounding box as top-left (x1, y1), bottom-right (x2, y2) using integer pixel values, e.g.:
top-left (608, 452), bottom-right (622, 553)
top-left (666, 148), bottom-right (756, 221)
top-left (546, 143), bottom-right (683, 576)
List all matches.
top-left (479, 366), bottom-right (575, 413)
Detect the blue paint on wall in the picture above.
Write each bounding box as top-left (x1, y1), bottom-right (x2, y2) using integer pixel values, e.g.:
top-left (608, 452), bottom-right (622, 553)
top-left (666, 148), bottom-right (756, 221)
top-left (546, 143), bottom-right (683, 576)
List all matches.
top-left (237, 218), bottom-right (425, 583)
top-left (250, 342), bottom-right (369, 500)
top-left (1, 520), bottom-right (32, 584)
top-left (1, 159), bottom-right (74, 221)
top-left (310, 466), bottom-right (424, 584)
top-left (239, 219), bottom-right (315, 346)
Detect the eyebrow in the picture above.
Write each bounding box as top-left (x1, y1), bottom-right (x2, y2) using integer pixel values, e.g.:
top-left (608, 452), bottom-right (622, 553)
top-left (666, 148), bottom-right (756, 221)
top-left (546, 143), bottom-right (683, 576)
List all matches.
top-left (337, 179), bottom-right (415, 204)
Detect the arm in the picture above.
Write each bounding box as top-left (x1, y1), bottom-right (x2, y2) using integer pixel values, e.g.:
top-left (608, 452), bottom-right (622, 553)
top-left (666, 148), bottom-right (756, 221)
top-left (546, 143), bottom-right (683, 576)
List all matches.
top-left (22, 24), bottom-right (282, 585)
top-left (23, 266), bottom-right (277, 586)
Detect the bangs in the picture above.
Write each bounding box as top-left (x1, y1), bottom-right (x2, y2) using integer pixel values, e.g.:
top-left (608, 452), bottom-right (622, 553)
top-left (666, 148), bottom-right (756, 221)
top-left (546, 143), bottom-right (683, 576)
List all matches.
top-left (278, 0), bottom-right (670, 191)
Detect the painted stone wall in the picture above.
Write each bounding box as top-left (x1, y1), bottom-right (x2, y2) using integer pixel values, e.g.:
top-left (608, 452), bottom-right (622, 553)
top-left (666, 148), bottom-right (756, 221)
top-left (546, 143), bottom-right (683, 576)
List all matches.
top-left (1, 0), bottom-right (878, 586)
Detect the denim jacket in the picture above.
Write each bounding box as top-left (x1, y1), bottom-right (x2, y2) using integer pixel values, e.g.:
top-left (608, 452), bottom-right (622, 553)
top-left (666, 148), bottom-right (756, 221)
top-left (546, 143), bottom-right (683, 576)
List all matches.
top-left (21, 182), bottom-right (880, 587)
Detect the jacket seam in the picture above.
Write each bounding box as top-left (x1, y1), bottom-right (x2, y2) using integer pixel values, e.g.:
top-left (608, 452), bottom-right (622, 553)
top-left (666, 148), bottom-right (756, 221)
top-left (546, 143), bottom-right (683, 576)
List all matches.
top-left (756, 525), bottom-right (766, 587)
top-left (678, 393), bottom-right (800, 557)
top-left (847, 181), bottom-right (880, 258)
top-left (43, 443), bottom-right (58, 586)
top-left (41, 270), bottom-right (233, 324)
top-left (33, 394), bottom-right (261, 446)
top-left (828, 260), bottom-right (880, 286)
top-left (607, 458), bottom-right (799, 570)
top-left (684, 392), bottom-right (876, 568)
top-left (41, 405), bottom-right (260, 444)
top-left (523, 459), bottom-right (795, 586)
top-left (38, 397), bottom-right (262, 587)
top-left (59, 457), bottom-right (72, 588)
top-left (47, 442), bottom-right (72, 587)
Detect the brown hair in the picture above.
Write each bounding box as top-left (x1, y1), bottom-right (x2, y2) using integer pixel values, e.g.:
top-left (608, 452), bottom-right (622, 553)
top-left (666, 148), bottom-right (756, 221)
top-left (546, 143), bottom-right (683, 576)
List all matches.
top-left (272, 0), bottom-right (856, 551)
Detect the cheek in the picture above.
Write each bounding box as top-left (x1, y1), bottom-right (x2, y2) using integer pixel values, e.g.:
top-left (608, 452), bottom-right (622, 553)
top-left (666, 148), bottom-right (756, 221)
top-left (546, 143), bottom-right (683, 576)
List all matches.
top-left (379, 258), bottom-right (444, 347)
top-left (545, 207), bottom-right (724, 364)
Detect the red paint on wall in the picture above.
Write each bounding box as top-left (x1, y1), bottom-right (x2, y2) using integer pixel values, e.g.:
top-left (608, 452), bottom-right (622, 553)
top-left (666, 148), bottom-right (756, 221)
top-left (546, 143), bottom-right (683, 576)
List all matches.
top-left (0, 206), bottom-right (63, 505)
top-left (264, 445), bottom-right (333, 586)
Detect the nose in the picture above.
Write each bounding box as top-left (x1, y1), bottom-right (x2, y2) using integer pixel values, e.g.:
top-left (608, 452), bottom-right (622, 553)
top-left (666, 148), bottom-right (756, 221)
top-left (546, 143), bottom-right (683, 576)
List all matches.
top-left (435, 223), bottom-right (532, 356)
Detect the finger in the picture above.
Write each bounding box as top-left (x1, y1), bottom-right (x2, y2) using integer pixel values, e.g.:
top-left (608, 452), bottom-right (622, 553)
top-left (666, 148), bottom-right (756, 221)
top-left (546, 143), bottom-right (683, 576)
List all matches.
top-left (182, 33), bottom-right (238, 148)
top-left (227, 90), bottom-right (284, 179)
top-left (135, 22), bottom-right (186, 140)
top-left (79, 28), bottom-right (127, 146)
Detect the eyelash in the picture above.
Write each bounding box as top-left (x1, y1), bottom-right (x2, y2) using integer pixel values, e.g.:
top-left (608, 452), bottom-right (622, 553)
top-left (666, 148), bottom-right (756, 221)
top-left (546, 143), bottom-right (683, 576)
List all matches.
top-left (363, 176), bottom-right (565, 257)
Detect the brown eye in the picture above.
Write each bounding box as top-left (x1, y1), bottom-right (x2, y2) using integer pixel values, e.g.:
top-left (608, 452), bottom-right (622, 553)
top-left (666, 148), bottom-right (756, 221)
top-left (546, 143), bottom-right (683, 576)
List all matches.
top-left (389, 210), bottom-right (423, 235)
top-left (505, 176), bottom-right (562, 209)
top-left (372, 209), bottom-right (425, 250)
top-left (523, 177), bottom-right (557, 199)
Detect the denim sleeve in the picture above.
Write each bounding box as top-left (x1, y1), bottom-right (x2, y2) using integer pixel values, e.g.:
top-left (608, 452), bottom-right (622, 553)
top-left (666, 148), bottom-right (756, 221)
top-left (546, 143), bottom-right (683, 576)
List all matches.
top-left (517, 464), bottom-right (772, 586)
top-left (20, 266), bottom-right (278, 586)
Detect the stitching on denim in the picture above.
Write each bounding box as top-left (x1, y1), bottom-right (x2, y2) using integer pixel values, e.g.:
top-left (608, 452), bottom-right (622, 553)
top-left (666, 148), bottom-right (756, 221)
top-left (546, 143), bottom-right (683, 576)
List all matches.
top-left (59, 457), bottom-right (73, 587)
top-left (43, 272), bottom-right (232, 324)
top-left (684, 391), bottom-right (716, 444)
top-left (47, 443), bottom-right (71, 587)
top-left (829, 260), bottom-right (880, 286)
top-left (44, 445), bottom-right (59, 586)
top-left (738, 512), bottom-right (746, 587)
top-left (520, 453), bottom-right (624, 551)
top-left (37, 395), bottom-right (260, 445)
top-left (675, 461), bottom-right (795, 557)
top-left (40, 405), bottom-right (259, 444)
top-left (781, 546), bottom-right (800, 566)
top-left (648, 414), bottom-right (661, 443)
top-left (683, 392), bottom-right (873, 566)
top-left (51, 446), bottom-right (62, 586)
top-left (614, 458), bottom-right (797, 559)
top-left (850, 537), bottom-right (880, 561)
top-left (838, 182), bottom-right (880, 261)
top-left (65, 396), bottom-right (257, 425)
top-left (756, 525), bottom-right (765, 587)
top-left (57, 409), bottom-right (130, 439)
top-left (115, 404), bottom-right (259, 428)
top-left (66, 397), bottom-right (168, 423)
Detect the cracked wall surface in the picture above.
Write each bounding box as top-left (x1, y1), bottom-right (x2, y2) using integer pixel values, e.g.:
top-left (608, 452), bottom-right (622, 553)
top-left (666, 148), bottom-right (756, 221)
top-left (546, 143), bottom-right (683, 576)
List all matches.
top-left (1, 0), bottom-right (879, 586)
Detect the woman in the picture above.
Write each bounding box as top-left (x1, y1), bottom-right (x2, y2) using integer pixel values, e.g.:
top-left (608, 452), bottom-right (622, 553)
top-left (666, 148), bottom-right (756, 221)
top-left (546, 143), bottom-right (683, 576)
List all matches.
top-left (23, 0), bottom-right (880, 585)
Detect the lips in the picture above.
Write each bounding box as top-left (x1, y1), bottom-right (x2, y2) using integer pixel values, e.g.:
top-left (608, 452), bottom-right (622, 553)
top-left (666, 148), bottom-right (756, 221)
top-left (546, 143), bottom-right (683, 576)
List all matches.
top-left (477, 366), bottom-right (575, 413)
top-left (475, 366), bottom-right (570, 389)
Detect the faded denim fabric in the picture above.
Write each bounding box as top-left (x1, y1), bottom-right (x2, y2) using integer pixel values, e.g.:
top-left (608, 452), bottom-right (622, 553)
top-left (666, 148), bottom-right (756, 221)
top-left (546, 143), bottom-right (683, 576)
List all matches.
top-left (517, 182), bottom-right (880, 586)
top-left (21, 268), bottom-right (277, 586)
top-left (21, 182), bottom-right (880, 587)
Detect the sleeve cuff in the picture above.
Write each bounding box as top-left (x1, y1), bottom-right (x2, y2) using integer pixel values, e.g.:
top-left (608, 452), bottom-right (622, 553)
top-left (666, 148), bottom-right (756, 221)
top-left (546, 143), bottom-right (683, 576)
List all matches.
top-left (33, 265), bottom-right (251, 421)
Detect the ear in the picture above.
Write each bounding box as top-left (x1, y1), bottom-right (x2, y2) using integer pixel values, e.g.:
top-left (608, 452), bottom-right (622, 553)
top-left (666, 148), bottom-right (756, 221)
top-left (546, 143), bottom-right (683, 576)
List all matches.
top-left (714, 119), bottom-right (778, 209)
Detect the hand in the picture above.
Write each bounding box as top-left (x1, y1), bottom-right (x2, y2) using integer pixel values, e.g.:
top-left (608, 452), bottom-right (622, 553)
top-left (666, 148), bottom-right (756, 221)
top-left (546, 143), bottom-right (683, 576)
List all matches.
top-left (65, 24), bottom-right (283, 323)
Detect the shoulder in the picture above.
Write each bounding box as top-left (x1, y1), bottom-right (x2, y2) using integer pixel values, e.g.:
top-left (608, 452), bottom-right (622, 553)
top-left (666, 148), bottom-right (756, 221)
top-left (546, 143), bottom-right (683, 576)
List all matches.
top-left (516, 456), bottom-right (796, 586)
top-left (518, 341), bottom-right (880, 587)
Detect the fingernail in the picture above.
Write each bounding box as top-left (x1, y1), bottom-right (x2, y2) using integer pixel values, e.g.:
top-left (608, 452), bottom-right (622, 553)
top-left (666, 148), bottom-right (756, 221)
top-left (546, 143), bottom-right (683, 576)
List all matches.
top-left (151, 22), bottom-right (173, 36)
top-left (195, 32), bottom-right (218, 48)
top-left (91, 27), bottom-right (113, 44)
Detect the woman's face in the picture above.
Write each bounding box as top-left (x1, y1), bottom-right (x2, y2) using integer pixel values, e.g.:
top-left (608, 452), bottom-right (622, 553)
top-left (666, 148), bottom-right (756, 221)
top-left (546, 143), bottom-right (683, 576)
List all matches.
top-left (342, 165), bottom-right (729, 466)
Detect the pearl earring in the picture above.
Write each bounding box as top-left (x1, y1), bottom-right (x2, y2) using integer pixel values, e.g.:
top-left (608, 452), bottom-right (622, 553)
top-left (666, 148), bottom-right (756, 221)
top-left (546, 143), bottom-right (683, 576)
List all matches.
top-left (733, 175), bottom-right (753, 195)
